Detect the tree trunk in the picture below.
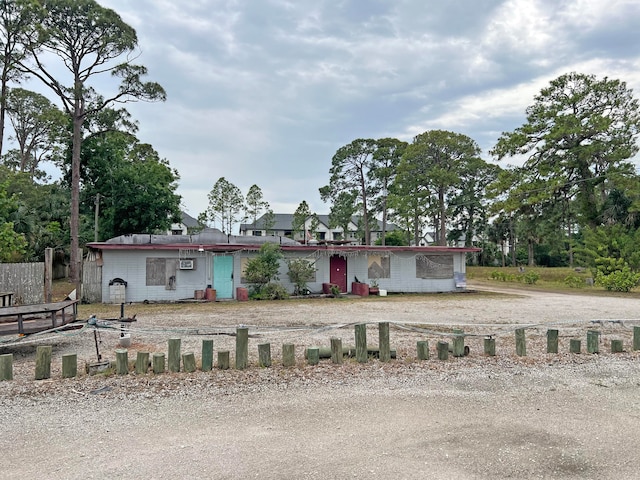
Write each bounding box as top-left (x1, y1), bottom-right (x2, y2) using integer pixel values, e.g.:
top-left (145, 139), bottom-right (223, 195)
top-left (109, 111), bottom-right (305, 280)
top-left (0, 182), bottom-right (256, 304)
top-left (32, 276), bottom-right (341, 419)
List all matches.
top-left (360, 170), bottom-right (370, 245)
top-left (567, 215), bottom-right (574, 268)
top-left (70, 102), bottom-right (83, 288)
top-left (381, 195), bottom-right (387, 247)
top-left (528, 239), bottom-right (535, 266)
top-left (0, 63), bottom-right (8, 159)
top-left (509, 217), bottom-right (516, 266)
top-left (438, 187), bottom-right (446, 246)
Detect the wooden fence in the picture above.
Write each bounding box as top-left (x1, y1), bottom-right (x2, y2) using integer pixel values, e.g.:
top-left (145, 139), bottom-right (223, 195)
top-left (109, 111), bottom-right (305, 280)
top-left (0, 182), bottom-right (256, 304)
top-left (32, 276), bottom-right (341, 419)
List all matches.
top-left (0, 251), bottom-right (103, 305)
top-left (0, 263), bottom-right (44, 305)
top-left (2, 324), bottom-right (640, 382)
top-left (82, 260), bottom-right (102, 303)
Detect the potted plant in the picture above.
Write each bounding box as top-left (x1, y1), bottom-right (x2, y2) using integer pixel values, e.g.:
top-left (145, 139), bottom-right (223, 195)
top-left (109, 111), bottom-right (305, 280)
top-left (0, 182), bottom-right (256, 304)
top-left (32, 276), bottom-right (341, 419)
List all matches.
top-left (369, 278), bottom-right (380, 295)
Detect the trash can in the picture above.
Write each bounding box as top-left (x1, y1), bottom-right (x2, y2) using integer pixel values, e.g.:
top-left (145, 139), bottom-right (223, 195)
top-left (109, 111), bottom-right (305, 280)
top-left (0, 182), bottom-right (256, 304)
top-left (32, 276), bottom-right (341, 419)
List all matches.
top-left (109, 278), bottom-right (127, 304)
top-left (205, 288), bottom-right (216, 301)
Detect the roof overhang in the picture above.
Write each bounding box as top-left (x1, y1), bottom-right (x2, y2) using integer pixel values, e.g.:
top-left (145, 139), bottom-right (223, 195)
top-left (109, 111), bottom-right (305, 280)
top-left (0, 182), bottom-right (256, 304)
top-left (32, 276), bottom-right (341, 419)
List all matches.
top-left (87, 242), bottom-right (481, 254)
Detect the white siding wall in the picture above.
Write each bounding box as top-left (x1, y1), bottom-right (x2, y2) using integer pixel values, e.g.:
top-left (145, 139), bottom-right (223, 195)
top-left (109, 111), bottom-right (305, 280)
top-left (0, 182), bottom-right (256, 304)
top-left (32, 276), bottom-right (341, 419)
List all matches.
top-left (234, 251), bottom-right (465, 295)
top-left (345, 251), bottom-right (466, 293)
top-left (102, 250), bottom-right (209, 303)
top-left (101, 249), bottom-right (468, 302)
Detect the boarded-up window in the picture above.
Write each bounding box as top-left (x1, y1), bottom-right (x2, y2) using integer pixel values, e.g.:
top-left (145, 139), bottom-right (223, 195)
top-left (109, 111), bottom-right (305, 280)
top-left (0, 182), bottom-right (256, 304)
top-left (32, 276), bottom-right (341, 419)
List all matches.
top-left (416, 255), bottom-right (453, 279)
top-left (146, 258), bottom-right (178, 289)
top-left (368, 255), bottom-right (390, 279)
top-left (146, 258), bottom-right (166, 286)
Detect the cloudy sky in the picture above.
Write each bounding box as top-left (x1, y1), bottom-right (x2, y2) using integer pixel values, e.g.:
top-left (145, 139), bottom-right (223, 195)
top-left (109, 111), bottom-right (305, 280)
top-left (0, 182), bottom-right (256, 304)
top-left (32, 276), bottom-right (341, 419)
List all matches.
top-left (80, 1), bottom-right (640, 221)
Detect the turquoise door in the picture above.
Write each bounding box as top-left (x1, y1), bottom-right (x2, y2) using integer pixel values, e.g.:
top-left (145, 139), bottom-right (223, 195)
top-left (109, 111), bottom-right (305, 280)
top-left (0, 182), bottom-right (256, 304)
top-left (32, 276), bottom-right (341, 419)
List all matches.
top-left (213, 256), bottom-right (234, 299)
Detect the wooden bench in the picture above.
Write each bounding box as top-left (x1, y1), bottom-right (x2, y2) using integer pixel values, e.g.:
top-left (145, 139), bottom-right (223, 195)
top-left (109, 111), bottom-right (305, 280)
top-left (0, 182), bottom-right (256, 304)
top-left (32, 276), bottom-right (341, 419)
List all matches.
top-left (0, 300), bottom-right (79, 335)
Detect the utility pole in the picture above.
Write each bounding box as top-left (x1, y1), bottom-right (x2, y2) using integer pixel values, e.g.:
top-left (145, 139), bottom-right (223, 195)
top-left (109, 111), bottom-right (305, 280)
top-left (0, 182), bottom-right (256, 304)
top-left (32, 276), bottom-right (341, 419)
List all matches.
top-left (94, 193), bottom-right (101, 242)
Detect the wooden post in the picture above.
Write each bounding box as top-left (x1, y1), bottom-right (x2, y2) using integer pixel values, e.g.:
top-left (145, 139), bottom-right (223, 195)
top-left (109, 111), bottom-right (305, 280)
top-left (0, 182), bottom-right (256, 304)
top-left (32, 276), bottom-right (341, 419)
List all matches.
top-left (307, 347), bottom-right (320, 365)
top-left (417, 341), bottom-right (429, 360)
top-left (587, 330), bottom-right (600, 354)
top-left (136, 352), bottom-right (149, 374)
top-left (378, 322), bottom-right (391, 362)
top-left (515, 328), bottom-right (526, 356)
top-left (570, 339), bottom-right (581, 354)
top-left (152, 352), bottom-right (165, 373)
top-left (218, 350), bottom-right (230, 370)
top-left (115, 349), bottom-right (128, 375)
top-left (258, 343), bottom-right (271, 367)
top-left (547, 329), bottom-right (559, 354)
top-left (182, 352), bottom-right (196, 373)
top-left (62, 353), bottom-right (77, 378)
top-left (35, 346), bottom-right (52, 380)
top-left (611, 339), bottom-right (624, 353)
top-left (355, 324), bottom-right (367, 363)
top-left (436, 341), bottom-right (448, 360)
top-left (236, 327), bottom-right (249, 370)
top-left (76, 246), bottom-right (83, 305)
top-left (168, 338), bottom-right (181, 372)
top-left (634, 326), bottom-right (640, 351)
top-left (484, 337), bottom-right (496, 356)
top-left (452, 329), bottom-right (465, 357)
top-left (0, 354), bottom-right (13, 381)
top-left (202, 340), bottom-right (214, 372)
top-left (44, 247), bottom-right (53, 303)
top-left (282, 344), bottom-right (295, 367)
top-left (330, 337), bottom-right (343, 364)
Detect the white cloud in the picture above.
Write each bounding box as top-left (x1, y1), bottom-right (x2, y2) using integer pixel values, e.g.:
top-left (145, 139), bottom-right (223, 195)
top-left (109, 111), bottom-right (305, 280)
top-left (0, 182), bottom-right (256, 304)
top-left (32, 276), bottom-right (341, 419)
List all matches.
top-left (20, 0), bottom-right (640, 217)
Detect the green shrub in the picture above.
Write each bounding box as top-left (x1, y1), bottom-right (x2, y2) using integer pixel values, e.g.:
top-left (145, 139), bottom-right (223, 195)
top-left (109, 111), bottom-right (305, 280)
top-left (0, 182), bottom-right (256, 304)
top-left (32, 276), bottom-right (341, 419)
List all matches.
top-left (251, 282), bottom-right (289, 300)
top-left (490, 270), bottom-right (516, 282)
top-left (594, 257), bottom-right (626, 276)
top-left (286, 258), bottom-right (316, 295)
top-left (522, 271), bottom-right (539, 285)
top-left (595, 266), bottom-right (640, 292)
top-left (244, 243), bottom-right (283, 290)
top-left (490, 270), bottom-right (506, 281)
top-left (564, 274), bottom-right (585, 288)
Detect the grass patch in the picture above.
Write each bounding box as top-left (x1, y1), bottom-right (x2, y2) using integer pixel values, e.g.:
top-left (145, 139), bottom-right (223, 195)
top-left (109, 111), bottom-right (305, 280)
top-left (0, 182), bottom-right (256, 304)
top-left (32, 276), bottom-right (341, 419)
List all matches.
top-left (467, 266), bottom-right (590, 284)
top-left (467, 266), bottom-right (640, 297)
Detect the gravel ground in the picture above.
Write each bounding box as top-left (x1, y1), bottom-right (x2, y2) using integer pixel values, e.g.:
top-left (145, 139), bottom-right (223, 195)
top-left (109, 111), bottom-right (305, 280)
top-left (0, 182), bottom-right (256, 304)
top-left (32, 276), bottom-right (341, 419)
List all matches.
top-left (2, 283), bottom-right (640, 479)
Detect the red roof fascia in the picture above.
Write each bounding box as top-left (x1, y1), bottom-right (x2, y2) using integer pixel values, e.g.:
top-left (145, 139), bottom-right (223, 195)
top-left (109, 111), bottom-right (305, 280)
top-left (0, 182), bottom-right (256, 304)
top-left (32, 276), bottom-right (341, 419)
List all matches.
top-left (87, 242), bottom-right (481, 253)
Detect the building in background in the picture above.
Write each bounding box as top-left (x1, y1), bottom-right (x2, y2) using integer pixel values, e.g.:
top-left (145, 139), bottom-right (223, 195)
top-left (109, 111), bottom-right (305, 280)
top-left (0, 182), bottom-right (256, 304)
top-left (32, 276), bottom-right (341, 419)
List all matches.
top-left (239, 213), bottom-right (398, 245)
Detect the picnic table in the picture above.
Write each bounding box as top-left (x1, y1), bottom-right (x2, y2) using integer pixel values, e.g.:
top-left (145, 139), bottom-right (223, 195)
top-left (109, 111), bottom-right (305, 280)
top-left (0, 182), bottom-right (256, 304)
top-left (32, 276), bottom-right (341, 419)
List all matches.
top-left (0, 292), bottom-right (13, 307)
top-left (0, 300), bottom-right (79, 336)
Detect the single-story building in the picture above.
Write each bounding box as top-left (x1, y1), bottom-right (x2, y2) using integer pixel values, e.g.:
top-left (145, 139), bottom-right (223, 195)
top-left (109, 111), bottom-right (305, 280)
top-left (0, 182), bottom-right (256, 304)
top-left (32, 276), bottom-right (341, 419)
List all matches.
top-left (85, 229), bottom-right (479, 303)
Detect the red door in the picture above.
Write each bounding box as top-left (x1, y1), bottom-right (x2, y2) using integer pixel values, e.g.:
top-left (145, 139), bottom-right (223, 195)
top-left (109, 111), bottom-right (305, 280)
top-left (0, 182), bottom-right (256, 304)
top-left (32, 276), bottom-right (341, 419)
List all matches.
top-left (330, 255), bottom-right (347, 293)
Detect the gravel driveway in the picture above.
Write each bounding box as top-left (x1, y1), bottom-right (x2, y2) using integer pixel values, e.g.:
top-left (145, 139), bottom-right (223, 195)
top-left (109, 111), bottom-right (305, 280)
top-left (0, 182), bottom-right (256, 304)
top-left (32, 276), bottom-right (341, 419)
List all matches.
top-left (2, 283), bottom-right (640, 479)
